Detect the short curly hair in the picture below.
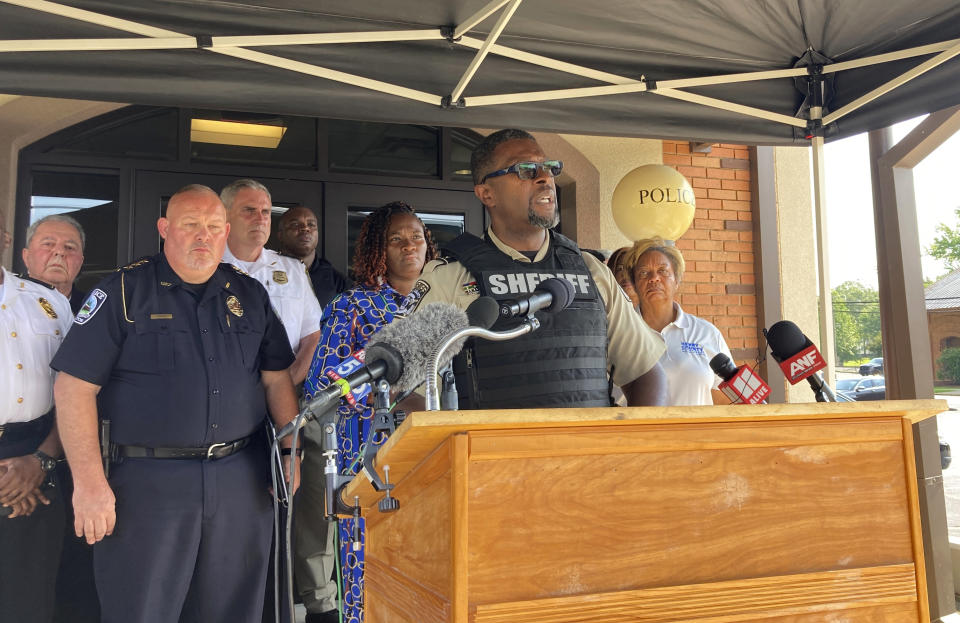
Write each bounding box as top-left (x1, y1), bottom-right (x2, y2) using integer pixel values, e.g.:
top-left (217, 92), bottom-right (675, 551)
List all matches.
top-left (470, 129), bottom-right (536, 185)
top-left (622, 237), bottom-right (686, 284)
top-left (352, 201), bottom-right (438, 288)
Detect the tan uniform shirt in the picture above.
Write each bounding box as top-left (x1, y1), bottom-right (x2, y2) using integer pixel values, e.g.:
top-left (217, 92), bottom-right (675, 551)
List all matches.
top-left (411, 230), bottom-right (665, 387)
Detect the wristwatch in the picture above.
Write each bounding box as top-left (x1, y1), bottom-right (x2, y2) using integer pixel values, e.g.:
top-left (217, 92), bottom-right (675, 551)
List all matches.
top-left (33, 451), bottom-right (57, 473)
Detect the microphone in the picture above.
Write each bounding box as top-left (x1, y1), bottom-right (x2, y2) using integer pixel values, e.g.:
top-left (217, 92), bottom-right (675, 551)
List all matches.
top-left (764, 320), bottom-right (844, 402)
top-left (368, 302), bottom-right (470, 393)
top-left (709, 353), bottom-right (770, 404)
top-left (276, 303), bottom-right (470, 438)
top-left (498, 277), bottom-right (575, 319)
top-left (466, 296), bottom-right (500, 329)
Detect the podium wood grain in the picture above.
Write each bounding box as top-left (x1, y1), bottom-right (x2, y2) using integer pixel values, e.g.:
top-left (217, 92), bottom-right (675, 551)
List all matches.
top-left (346, 400), bottom-right (945, 622)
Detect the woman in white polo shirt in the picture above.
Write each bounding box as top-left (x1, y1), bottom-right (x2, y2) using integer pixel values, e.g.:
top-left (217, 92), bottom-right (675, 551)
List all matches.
top-left (619, 238), bottom-right (733, 406)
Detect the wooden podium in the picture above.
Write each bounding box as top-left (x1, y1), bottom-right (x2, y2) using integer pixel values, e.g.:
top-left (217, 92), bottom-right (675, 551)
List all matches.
top-left (342, 399), bottom-right (946, 623)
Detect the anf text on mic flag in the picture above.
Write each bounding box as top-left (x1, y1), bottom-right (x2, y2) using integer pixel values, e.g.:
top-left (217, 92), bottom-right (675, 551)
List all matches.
top-left (778, 344), bottom-right (826, 384)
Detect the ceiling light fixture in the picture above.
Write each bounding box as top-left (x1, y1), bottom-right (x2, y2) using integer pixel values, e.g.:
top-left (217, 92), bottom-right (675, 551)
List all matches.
top-left (190, 118), bottom-right (287, 148)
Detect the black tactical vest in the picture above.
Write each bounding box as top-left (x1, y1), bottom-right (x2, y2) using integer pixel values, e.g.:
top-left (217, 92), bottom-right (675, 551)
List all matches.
top-left (445, 231), bottom-right (610, 409)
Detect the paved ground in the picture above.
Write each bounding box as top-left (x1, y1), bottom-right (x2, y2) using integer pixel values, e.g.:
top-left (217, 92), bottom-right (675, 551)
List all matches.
top-left (935, 394), bottom-right (960, 541)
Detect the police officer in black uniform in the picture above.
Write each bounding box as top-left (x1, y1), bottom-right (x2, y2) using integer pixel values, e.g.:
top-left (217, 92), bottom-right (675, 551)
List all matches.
top-left (52, 185), bottom-right (302, 623)
top-left (410, 129), bottom-right (668, 408)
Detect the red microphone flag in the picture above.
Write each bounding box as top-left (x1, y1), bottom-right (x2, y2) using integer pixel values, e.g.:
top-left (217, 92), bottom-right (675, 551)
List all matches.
top-left (777, 344), bottom-right (826, 385)
top-left (718, 365), bottom-right (770, 404)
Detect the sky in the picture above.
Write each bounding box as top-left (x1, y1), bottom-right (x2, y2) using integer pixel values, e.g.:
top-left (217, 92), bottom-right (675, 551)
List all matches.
top-left (823, 116), bottom-right (960, 289)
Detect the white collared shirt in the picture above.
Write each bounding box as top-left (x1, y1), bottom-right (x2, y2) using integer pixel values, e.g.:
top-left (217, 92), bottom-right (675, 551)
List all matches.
top-left (659, 303), bottom-right (732, 406)
top-left (222, 246), bottom-right (323, 352)
top-left (0, 267), bottom-right (73, 424)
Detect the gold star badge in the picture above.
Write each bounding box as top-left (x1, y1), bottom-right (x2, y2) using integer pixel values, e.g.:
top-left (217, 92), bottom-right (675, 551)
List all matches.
top-left (226, 295), bottom-right (243, 317)
top-left (272, 270), bottom-right (288, 284)
top-left (38, 297), bottom-right (57, 319)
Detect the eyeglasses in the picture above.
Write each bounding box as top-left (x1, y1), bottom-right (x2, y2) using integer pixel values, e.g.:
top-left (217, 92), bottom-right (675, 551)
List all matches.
top-left (480, 160), bottom-right (563, 183)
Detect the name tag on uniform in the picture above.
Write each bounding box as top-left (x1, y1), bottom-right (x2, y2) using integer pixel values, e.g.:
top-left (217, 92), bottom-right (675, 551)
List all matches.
top-left (480, 270), bottom-right (593, 299)
top-left (150, 313), bottom-right (173, 319)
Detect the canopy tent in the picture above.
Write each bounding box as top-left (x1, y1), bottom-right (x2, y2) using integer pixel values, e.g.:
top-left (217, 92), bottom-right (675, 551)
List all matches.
top-left (0, 0), bottom-right (958, 145)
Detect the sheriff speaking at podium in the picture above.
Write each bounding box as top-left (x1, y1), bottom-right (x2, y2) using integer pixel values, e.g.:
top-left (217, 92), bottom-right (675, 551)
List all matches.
top-left (408, 128), bottom-right (667, 409)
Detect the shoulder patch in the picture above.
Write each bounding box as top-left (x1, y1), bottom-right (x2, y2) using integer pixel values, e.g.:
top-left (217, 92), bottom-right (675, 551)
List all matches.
top-left (404, 279), bottom-right (431, 312)
top-left (75, 289), bottom-right (108, 325)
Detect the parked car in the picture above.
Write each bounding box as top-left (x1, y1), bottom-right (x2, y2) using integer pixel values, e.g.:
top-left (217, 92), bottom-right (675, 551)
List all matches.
top-left (836, 376), bottom-right (885, 401)
top-left (859, 357), bottom-right (883, 376)
top-left (941, 437), bottom-right (952, 470)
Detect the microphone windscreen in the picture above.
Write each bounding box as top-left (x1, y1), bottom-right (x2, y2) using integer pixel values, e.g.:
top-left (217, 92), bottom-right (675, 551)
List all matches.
top-left (709, 353), bottom-right (738, 381)
top-left (766, 320), bottom-right (812, 359)
top-left (540, 277), bottom-right (576, 313)
top-left (466, 296), bottom-right (499, 329)
top-left (365, 302), bottom-right (469, 392)
top-left (363, 342), bottom-right (404, 385)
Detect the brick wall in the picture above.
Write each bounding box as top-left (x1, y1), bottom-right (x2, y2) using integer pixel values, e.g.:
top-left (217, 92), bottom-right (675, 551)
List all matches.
top-left (927, 310), bottom-right (960, 380)
top-left (662, 141), bottom-right (760, 363)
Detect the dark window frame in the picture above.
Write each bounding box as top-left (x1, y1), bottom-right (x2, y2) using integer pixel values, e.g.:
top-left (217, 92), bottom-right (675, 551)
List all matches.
top-left (15, 105), bottom-right (483, 274)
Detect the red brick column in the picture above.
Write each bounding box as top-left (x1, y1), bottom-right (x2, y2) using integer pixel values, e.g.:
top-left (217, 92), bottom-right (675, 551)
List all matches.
top-left (663, 141), bottom-right (760, 364)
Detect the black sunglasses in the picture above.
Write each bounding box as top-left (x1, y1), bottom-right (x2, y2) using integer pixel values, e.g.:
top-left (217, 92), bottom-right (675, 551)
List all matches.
top-left (481, 160), bottom-right (563, 183)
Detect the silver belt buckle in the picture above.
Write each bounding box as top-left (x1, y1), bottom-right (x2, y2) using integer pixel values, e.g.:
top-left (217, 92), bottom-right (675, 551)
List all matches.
top-left (206, 442), bottom-right (228, 460)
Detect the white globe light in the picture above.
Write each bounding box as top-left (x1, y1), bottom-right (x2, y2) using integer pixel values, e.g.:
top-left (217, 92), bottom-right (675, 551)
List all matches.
top-left (612, 165), bottom-right (696, 241)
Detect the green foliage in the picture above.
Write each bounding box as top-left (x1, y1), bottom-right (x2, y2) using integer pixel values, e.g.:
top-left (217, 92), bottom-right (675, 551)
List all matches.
top-left (928, 207), bottom-right (960, 271)
top-left (831, 281), bottom-right (881, 364)
top-left (938, 347), bottom-right (960, 384)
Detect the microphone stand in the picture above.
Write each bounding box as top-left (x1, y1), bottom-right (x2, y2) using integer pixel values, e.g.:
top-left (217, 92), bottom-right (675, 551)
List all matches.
top-left (425, 317), bottom-right (541, 411)
top-left (808, 373), bottom-right (852, 402)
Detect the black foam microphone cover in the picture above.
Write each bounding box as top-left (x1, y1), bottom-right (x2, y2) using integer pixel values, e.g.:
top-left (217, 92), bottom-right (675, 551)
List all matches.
top-left (765, 320), bottom-right (812, 361)
top-left (540, 277), bottom-right (576, 313)
top-left (709, 353), bottom-right (739, 381)
top-left (466, 296), bottom-right (499, 329)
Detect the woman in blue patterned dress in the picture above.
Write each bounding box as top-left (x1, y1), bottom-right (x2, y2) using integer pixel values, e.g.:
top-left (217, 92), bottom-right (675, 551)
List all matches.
top-left (301, 201), bottom-right (437, 623)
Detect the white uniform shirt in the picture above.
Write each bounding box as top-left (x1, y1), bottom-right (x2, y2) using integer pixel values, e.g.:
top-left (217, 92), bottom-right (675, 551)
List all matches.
top-left (659, 303), bottom-right (732, 406)
top-left (222, 246), bottom-right (323, 352)
top-left (0, 268), bottom-right (72, 424)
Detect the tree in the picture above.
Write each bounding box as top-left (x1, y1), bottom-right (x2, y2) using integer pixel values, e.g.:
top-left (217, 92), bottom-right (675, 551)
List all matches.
top-left (938, 347), bottom-right (960, 384)
top-left (831, 281), bottom-right (881, 364)
top-left (928, 207), bottom-right (960, 270)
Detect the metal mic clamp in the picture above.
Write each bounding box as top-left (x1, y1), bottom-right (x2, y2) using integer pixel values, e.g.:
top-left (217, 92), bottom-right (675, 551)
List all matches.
top-left (321, 420), bottom-right (353, 519)
top-left (351, 496), bottom-right (362, 551)
top-left (360, 379), bottom-right (400, 508)
top-left (378, 465), bottom-right (400, 513)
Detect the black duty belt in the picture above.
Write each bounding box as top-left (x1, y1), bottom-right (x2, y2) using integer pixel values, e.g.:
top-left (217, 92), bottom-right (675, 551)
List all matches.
top-left (0, 411), bottom-right (54, 459)
top-left (0, 411), bottom-right (53, 442)
top-left (116, 433), bottom-right (255, 461)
